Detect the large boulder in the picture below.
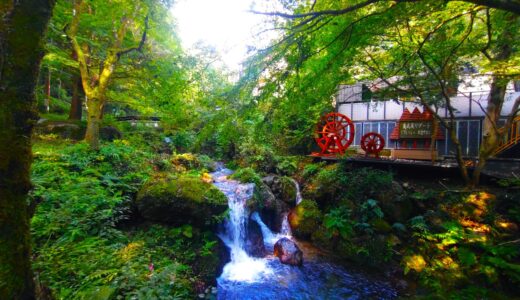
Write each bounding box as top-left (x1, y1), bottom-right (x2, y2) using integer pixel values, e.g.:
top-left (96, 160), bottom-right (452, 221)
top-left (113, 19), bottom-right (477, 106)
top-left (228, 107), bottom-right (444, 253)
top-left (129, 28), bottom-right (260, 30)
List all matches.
top-left (136, 175), bottom-right (228, 227)
top-left (250, 181), bottom-right (289, 233)
top-left (376, 181), bottom-right (412, 223)
top-left (262, 175), bottom-right (297, 205)
top-left (34, 120), bottom-right (85, 140)
top-left (289, 199), bottom-right (322, 239)
top-left (245, 220), bottom-right (267, 257)
top-left (273, 238), bottom-right (303, 266)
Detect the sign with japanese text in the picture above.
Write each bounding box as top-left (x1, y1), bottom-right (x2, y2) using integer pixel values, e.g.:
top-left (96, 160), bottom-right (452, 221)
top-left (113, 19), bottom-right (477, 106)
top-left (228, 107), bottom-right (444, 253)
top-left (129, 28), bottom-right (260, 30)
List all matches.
top-left (399, 121), bottom-right (432, 138)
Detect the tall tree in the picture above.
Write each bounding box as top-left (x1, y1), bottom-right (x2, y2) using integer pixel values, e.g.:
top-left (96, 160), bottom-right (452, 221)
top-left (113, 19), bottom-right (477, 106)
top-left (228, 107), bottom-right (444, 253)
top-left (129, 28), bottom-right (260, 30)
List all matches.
top-left (0, 0), bottom-right (55, 298)
top-left (252, 0), bottom-right (520, 186)
top-left (65, 0), bottom-right (150, 149)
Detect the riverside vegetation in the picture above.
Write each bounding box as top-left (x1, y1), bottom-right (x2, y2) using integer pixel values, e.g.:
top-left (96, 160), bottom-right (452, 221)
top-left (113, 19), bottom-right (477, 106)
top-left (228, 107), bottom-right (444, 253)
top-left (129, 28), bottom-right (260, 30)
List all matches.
top-left (2, 0), bottom-right (520, 299)
top-left (29, 128), bottom-right (520, 299)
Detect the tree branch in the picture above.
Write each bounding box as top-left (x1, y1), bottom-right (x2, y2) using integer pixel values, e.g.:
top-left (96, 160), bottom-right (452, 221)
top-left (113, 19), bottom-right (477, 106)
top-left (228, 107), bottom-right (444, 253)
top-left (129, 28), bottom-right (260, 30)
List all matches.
top-left (66, 0), bottom-right (94, 96)
top-left (117, 14), bottom-right (149, 58)
top-left (251, 0), bottom-right (520, 19)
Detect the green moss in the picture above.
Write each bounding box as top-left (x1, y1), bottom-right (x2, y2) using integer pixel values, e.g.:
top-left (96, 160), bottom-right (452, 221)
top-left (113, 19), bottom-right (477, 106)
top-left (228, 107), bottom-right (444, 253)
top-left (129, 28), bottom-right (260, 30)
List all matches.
top-left (279, 176), bottom-right (297, 203)
top-left (136, 175), bottom-right (228, 226)
top-left (230, 167), bottom-right (262, 186)
top-left (289, 199), bottom-right (323, 239)
top-left (171, 153), bottom-right (202, 171)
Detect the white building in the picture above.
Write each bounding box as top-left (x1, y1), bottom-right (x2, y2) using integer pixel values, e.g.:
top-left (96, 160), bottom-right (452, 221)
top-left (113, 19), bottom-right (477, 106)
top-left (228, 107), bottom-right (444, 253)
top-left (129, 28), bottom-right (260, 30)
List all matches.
top-left (335, 78), bottom-right (520, 157)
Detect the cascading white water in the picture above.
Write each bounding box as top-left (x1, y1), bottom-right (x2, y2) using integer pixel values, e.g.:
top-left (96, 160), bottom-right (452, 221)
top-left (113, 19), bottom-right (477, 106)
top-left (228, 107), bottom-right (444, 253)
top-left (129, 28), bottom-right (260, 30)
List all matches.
top-left (212, 166), bottom-right (272, 282)
top-left (251, 211), bottom-right (292, 251)
top-left (214, 166), bottom-right (398, 299)
top-left (290, 178), bottom-right (303, 205)
top-left (280, 212), bottom-right (292, 236)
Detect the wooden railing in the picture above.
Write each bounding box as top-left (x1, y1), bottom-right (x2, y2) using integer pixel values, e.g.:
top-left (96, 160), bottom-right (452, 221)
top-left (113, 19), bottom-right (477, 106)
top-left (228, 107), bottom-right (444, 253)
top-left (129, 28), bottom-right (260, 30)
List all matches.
top-left (494, 115), bottom-right (520, 156)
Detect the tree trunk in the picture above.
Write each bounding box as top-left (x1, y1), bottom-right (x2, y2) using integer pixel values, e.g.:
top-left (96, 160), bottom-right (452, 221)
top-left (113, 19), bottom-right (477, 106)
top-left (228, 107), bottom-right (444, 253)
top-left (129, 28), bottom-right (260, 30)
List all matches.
top-left (471, 13), bottom-right (518, 187)
top-left (68, 75), bottom-right (83, 120)
top-left (471, 76), bottom-right (508, 186)
top-left (0, 1), bottom-right (54, 299)
top-left (45, 67), bottom-right (50, 112)
top-left (448, 125), bottom-right (471, 185)
top-left (84, 97), bottom-right (103, 149)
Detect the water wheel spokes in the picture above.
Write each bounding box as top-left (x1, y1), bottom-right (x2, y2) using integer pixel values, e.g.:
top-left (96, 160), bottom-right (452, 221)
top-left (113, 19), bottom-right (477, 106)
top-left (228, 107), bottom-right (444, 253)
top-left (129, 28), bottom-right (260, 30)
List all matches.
top-left (313, 112), bottom-right (355, 156)
top-left (360, 132), bottom-right (385, 158)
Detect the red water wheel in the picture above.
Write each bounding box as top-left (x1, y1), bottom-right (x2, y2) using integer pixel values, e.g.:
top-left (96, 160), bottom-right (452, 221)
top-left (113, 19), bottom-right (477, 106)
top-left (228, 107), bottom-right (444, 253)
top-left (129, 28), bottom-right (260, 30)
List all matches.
top-left (361, 132), bottom-right (385, 158)
top-left (313, 112), bottom-right (355, 156)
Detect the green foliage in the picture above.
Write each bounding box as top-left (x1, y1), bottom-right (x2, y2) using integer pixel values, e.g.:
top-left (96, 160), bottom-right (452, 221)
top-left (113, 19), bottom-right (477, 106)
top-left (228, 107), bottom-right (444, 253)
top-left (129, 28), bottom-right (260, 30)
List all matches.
top-left (306, 165), bottom-right (393, 209)
top-left (360, 199), bottom-right (384, 222)
top-left (275, 156), bottom-right (298, 176)
top-left (403, 203), bottom-right (520, 298)
top-left (301, 162), bottom-right (325, 180)
top-left (236, 138), bottom-right (277, 173)
top-left (230, 167), bottom-right (262, 186)
top-left (31, 140), bottom-right (219, 298)
top-left (323, 207), bottom-right (354, 239)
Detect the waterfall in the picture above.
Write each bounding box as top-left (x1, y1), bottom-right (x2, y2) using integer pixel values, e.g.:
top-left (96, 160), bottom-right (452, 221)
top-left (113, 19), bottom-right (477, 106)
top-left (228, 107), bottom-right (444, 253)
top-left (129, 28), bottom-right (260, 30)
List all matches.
top-left (280, 212), bottom-right (292, 236)
top-left (212, 166), bottom-right (272, 282)
top-left (251, 211), bottom-right (292, 252)
top-left (214, 165), bottom-right (397, 299)
top-left (290, 178), bottom-right (303, 205)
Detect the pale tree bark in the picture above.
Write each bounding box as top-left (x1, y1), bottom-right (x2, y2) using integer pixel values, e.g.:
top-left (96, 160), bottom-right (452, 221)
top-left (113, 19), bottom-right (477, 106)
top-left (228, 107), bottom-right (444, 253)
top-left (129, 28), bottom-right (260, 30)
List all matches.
top-left (66, 0), bottom-right (147, 149)
top-left (0, 0), bottom-right (55, 299)
top-left (471, 13), bottom-right (520, 186)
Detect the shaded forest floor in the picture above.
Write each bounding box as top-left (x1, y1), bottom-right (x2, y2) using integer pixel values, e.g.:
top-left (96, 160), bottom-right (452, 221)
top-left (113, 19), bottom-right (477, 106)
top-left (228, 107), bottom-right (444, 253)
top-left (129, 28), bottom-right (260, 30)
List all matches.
top-left (30, 131), bottom-right (520, 299)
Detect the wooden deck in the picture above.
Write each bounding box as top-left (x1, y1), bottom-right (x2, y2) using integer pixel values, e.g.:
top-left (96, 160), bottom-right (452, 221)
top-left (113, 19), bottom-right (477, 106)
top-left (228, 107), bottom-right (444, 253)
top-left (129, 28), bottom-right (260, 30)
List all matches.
top-left (310, 155), bottom-right (520, 180)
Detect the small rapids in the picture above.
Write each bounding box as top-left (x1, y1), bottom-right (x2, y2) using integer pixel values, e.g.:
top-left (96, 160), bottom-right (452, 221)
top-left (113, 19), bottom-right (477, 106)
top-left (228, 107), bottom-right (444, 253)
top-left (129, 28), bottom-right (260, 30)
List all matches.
top-left (211, 165), bottom-right (397, 300)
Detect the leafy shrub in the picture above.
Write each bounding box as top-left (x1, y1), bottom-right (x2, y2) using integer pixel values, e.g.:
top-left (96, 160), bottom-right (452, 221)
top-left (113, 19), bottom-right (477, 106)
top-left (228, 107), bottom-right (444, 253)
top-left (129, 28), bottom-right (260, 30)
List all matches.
top-left (323, 206), bottom-right (354, 239)
top-left (301, 162), bottom-right (325, 180)
top-left (275, 156), bottom-right (298, 176)
top-left (169, 130), bottom-right (195, 153)
top-left (230, 167), bottom-right (262, 186)
top-left (236, 138), bottom-right (276, 173)
top-left (30, 140), bottom-right (219, 298)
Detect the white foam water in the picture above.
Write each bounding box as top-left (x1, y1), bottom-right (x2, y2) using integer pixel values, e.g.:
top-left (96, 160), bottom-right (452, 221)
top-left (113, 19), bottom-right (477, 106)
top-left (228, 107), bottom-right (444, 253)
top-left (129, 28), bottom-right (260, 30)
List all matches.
top-left (212, 168), bottom-right (272, 282)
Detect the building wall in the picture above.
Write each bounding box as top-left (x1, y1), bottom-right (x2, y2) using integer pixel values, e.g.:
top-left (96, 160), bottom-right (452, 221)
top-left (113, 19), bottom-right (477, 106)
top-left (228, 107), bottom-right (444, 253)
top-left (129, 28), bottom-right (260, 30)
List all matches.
top-left (336, 83), bottom-right (519, 157)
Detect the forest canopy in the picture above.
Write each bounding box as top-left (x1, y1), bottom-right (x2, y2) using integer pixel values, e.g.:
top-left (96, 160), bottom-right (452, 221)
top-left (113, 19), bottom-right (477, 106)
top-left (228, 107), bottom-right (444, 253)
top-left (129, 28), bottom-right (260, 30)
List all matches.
top-left (1, 0), bottom-right (520, 299)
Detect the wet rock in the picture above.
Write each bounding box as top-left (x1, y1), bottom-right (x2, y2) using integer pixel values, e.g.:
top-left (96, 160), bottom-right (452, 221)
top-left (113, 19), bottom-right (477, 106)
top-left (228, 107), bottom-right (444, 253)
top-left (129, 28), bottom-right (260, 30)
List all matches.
top-left (136, 175), bottom-right (228, 227)
top-left (255, 181), bottom-right (289, 232)
top-left (262, 175), bottom-right (297, 205)
top-left (391, 222), bottom-right (408, 236)
top-left (273, 238), bottom-right (303, 266)
top-left (289, 199), bottom-right (322, 239)
top-left (245, 219), bottom-right (267, 257)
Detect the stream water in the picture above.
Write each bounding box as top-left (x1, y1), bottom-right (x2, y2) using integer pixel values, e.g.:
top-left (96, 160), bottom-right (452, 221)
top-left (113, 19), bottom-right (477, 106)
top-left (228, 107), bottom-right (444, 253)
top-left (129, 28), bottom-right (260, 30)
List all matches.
top-left (211, 165), bottom-right (397, 300)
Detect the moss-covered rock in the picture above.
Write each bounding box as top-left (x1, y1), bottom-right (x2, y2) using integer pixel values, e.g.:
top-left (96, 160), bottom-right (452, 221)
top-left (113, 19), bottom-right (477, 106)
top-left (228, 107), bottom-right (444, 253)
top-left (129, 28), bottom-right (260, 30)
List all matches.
top-left (136, 175), bottom-right (228, 227)
top-left (289, 199), bottom-right (322, 239)
top-left (311, 225), bottom-right (335, 249)
top-left (253, 182), bottom-right (289, 232)
top-left (34, 120), bottom-right (86, 140)
top-left (262, 175), bottom-right (297, 205)
top-left (171, 153), bottom-right (202, 172)
top-left (370, 218), bottom-right (392, 233)
top-left (279, 176), bottom-right (297, 204)
top-left (230, 167), bottom-right (262, 186)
